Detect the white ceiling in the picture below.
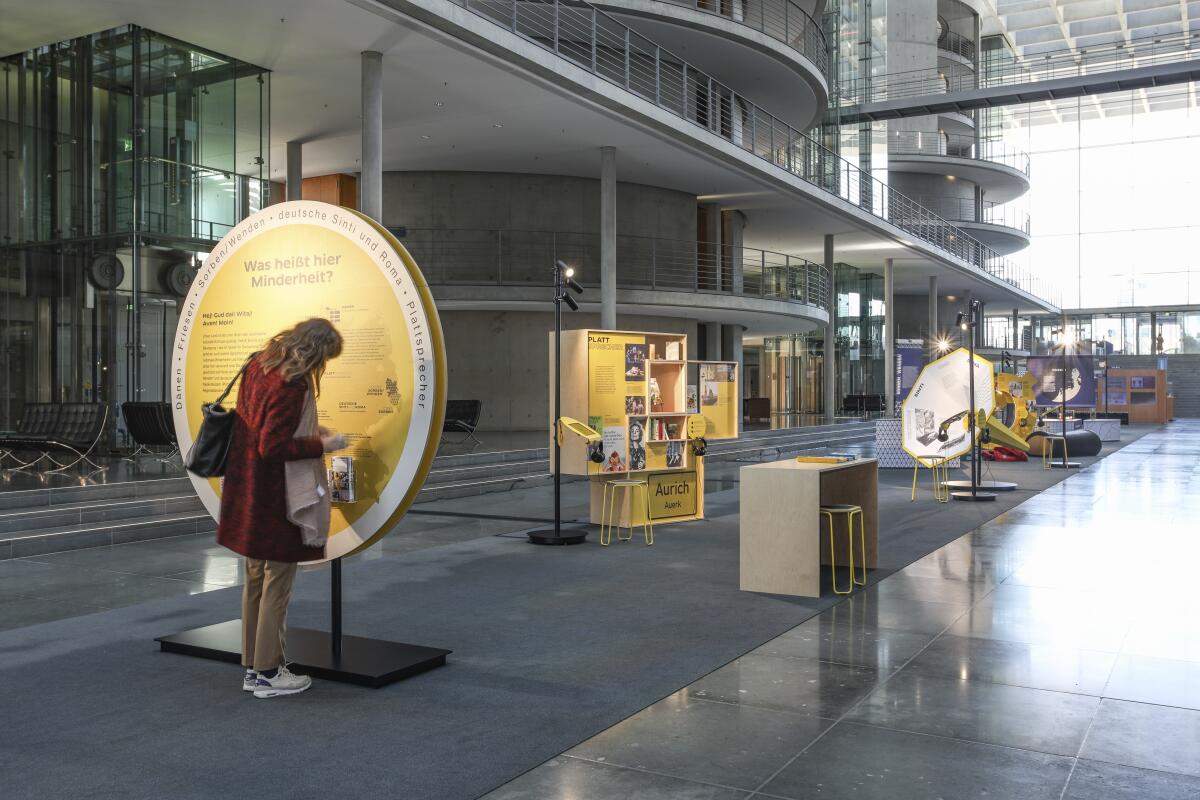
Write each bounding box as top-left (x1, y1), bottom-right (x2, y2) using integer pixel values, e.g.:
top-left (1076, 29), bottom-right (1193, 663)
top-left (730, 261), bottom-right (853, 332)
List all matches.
top-left (991, 0), bottom-right (1197, 57)
top-left (1, 0), bottom-right (1056, 309)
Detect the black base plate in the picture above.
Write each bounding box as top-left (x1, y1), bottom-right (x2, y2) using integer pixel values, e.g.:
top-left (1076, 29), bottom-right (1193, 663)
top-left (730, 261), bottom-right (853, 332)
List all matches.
top-left (527, 526), bottom-right (589, 545)
top-left (1050, 462), bottom-right (1082, 469)
top-left (943, 480), bottom-right (1018, 492)
top-left (156, 619), bottom-right (450, 688)
top-left (951, 490), bottom-right (998, 502)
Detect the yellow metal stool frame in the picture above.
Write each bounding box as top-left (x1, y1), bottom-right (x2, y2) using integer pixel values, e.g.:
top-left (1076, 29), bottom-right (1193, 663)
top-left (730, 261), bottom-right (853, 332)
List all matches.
top-left (911, 455), bottom-right (951, 503)
top-left (600, 479), bottom-right (654, 546)
top-left (1041, 434), bottom-right (1068, 470)
top-left (819, 504), bottom-right (867, 595)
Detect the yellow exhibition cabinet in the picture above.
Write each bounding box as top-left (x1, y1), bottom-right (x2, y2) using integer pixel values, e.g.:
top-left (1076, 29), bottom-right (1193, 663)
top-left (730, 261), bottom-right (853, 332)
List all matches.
top-left (550, 329), bottom-right (739, 527)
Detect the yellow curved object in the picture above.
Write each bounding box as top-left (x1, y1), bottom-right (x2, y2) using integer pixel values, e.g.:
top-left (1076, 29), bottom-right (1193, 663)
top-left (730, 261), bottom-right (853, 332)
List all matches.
top-left (985, 417), bottom-right (1032, 452)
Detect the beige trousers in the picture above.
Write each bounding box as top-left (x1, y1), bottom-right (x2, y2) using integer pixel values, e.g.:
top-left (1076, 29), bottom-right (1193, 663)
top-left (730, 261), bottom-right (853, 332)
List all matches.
top-left (241, 558), bottom-right (298, 672)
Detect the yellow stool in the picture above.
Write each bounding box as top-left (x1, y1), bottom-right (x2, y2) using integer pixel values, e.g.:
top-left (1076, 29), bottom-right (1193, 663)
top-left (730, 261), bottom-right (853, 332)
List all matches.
top-left (911, 455), bottom-right (950, 503)
top-left (820, 504), bottom-right (866, 595)
top-left (600, 479), bottom-right (654, 546)
top-left (1041, 434), bottom-right (1067, 470)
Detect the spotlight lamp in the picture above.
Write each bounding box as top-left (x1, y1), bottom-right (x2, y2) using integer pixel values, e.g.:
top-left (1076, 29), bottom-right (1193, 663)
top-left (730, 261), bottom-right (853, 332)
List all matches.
top-left (936, 337), bottom-right (952, 353)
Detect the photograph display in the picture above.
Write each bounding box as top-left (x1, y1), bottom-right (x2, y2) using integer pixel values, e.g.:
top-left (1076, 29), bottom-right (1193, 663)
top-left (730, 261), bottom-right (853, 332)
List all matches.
top-left (602, 425), bottom-right (628, 472)
top-left (625, 395), bottom-right (646, 415)
top-left (1027, 355), bottom-right (1097, 408)
top-left (628, 417), bottom-right (647, 471)
top-left (625, 344), bottom-right (646, 378)
top-left (666, 441), bottom-right (683, 468)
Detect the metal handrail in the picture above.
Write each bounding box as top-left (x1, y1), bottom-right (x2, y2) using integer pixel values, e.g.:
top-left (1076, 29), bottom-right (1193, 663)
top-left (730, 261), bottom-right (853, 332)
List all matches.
top-left (650, 0), bottom-right (828, 77)
top-left (843, 29), bottom-right (1200, 106)
top-left (451, 0), bottom-right (1061, 308)
top-left (396, 227), bottom-right (830, 309)
top-left (937, 29), bottom-right (976, 63)
top-left (887, 131), bottom-right (1030, 176)
top-left (905, 195), bottom-right (1030, 235)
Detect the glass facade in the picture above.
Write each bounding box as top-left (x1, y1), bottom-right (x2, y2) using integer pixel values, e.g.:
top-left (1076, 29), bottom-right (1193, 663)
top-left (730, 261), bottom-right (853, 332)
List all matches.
top-left (996, 84), bottom-right (1200, 309)
top-left (0, 25), bottom-right (269, 437)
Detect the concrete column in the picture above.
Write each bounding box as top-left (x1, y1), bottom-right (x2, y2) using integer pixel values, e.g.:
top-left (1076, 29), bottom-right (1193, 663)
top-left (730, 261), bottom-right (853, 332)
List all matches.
top-left (823, 234), bottom-right (836, 423)
top-left (722, 325), bottom-right (745, 433)
top-left (703, 204), bottom-right (722, 291)
top-left (724, 210), bottom-right (745, 295)
top-left (928, 275), bottom-right (938, 358)
top-left (286, 141), bottom-right (303, 202)
top-left (883, 258), bottom-right (895, 417)
top-left (1012, 308), bottom-right (1019, 350)
top-left (705, 323), bottom-right (722, 361)
top-left (600, 146), bottom-right (617, 330)
top-left (360, 51), bottom-right (383, 222)
top-left (976, 301), bottom-right (986, 349)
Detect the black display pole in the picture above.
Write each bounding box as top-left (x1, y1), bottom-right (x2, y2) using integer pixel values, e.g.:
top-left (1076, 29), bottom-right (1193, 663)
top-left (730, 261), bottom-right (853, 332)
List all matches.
top-left (952, 299), bottom-right (996, 502)
top-left (1050, 335), bottom-right (1081, 469)
top-left (528, 261), bottom-right (588, 545)
top-left (331, 557), bottom-right (343, 663)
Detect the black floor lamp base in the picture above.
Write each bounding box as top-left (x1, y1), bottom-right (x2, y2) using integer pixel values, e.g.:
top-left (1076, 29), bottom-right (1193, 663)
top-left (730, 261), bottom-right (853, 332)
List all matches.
top-left (951, 490), bottom-right (997, 502)
top-left (527, 526), bottom-right (589, 545)
top-left (1050, 462), bottom-right (1082, 469)
top-left (943, 480), bottom-right (1018, 492)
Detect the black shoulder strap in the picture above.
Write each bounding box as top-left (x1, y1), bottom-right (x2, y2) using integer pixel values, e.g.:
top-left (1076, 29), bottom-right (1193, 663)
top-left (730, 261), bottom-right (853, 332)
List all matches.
top-left (214, 352), bottom-right (258, 406)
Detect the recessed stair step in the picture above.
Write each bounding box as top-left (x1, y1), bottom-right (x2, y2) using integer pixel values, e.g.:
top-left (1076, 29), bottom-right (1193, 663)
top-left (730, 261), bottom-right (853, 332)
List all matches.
top-left (0, 511), bottom-right (216, 560)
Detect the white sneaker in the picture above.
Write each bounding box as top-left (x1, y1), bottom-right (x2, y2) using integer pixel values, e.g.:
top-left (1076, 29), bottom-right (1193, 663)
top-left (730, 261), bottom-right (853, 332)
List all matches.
top-left (242, 670), bottom-right (258, 692)
top-left (252, 665), bottom-right (312, 698)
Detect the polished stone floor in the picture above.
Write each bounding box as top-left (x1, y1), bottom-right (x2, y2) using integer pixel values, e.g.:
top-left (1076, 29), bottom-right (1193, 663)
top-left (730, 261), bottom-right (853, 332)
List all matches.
top-left (482, 423), bottom-right (1200, 799)
top-left (3, 424), bottom-right (1196, 799)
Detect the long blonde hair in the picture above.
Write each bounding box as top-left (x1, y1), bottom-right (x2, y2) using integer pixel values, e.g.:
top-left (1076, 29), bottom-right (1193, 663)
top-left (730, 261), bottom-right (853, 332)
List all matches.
top-left (258, 318), bottom-right (343, 393)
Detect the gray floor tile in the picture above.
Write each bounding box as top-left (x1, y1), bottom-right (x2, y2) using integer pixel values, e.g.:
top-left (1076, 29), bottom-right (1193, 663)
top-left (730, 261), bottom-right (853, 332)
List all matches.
top-left (868, 572), bottom-right (1000, 605)
top-left (0, 595), bottom-right (108, 632)
top-left (1062, 760), bottom-right (1200, 800)
top-left (1080, 699), bottom-right (1200, 777)
top-left (752, 620), bottom-right (935, 674)
top-left (845, 670), bottom-right (1100, 756)
top-left (22, 542), bottom-right (239, 581)
top-left (688, 653), bottom-right (879, 718)
top-left (947, 590), bottom-right (1130, 652)
top-left (1120, 619), bottom-right (1200, 664)
top-left (567, 693), bottom-right (831, 791)
top-left (760, 722), bottom-right (1074, 800)
top-left (482, 756), bottom-right (750, 799)
top-left (906, 635), bottom-right (1117, 695)
top-left (1103, 654), bottom-right (1200, 711)
top-left (833, 593), bottom-right (970, 636)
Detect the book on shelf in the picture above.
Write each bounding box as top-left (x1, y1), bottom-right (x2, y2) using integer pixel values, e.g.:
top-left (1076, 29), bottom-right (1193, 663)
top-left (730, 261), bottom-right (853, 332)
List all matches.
top-left (665, 341), bottom-right (680, 360)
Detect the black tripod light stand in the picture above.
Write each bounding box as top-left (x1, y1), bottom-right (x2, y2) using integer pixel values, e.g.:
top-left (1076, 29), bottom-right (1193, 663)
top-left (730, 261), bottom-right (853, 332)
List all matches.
top-left (528, 260), bottom-right (590, 546)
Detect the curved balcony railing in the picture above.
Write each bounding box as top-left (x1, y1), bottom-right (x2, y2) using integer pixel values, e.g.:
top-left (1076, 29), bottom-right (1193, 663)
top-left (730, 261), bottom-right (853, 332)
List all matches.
top-left (906, 195), bottom-right (1030, 235)
top-left (398, 228), bottom-right (831, 310)
top-left (843, 29), bottom-right (1200, 106)
top-left (653, 0), bottom-right (829, 78)
top-left (887, 131), bottom-right (1030, 176)
top-left (937, 29), bottom-right (976, 63)
top-left (452, 0), bottom-right (1059, 308)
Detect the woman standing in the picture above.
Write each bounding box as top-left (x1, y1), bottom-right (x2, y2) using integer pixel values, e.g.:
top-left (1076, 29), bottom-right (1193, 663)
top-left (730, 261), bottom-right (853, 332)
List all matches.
top-left (218, 318), bottom-right (346, 699)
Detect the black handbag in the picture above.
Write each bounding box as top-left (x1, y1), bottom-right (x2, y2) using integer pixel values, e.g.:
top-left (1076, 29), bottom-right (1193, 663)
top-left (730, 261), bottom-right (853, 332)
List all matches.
top-left (184, 354), bottom-right (256, 478)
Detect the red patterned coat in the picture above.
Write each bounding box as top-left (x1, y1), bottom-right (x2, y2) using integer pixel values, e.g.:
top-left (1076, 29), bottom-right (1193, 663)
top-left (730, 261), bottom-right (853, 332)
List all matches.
top-left (217, 358), bottom-right (326, 563)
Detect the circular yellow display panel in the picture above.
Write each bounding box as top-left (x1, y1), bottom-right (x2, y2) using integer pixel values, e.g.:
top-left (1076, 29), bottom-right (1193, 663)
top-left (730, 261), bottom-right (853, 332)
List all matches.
top-left (171, 201), bottom-right (446, 563)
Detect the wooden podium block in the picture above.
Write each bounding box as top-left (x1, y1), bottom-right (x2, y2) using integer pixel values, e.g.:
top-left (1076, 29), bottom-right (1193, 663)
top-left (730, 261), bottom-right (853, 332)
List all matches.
top-left (739, 458), bottom-right (878, 598)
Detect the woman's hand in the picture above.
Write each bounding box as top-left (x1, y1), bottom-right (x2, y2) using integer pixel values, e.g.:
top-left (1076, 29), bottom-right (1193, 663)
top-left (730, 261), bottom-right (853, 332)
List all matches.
top-left (318, 425), bottom-right (330, 437)
top-left (321, 432), bottom-right (348, 453)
